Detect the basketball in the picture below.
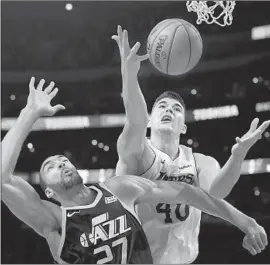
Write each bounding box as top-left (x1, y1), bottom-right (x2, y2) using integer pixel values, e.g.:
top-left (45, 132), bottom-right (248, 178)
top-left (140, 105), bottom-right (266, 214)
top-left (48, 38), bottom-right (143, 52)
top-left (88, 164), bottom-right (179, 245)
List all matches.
top-left (147, 19), bottom-right (203, 76)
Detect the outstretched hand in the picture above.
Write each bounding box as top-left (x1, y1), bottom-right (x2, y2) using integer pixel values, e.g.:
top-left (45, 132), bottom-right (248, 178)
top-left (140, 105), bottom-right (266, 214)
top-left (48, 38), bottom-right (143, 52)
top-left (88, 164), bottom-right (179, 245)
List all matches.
top-left (232, 118), bottom-right (270, 156)
top-left (26, 77), bottom-right (65, 117)
top-left (111, 25), bottom-right (149, 76)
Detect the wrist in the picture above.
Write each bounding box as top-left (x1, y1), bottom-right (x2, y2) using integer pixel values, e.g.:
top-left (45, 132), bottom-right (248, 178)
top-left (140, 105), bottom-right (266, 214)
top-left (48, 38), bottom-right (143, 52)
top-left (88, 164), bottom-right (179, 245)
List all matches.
top-left (239, 217), bottom-right (257, 234)
top-left (122, 66), bottom-right (138, 79)
top-left (231, 147), bottom-right (248, 159)
top-left (122, 72), bottom-right (139, 88)
top-left (21, 106), bottom-right (40, 120)
top-left (126, 70), bottom-right (138, 78)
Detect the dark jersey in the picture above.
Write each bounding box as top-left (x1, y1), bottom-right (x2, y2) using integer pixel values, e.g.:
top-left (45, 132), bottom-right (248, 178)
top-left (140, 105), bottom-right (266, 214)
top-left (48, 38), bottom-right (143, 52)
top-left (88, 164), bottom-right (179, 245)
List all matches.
top-left (57, 184), bottom-right (153, 264)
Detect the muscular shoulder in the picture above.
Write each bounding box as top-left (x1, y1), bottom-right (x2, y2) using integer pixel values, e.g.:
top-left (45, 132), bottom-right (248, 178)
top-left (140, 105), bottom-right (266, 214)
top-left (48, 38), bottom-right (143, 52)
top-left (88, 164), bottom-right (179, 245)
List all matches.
top-left (193, 153), bottom-right (220, 191)
top-left (116, 139), bottom-right (156, 177)
top-left (193, 152), bottom-right (220, 171)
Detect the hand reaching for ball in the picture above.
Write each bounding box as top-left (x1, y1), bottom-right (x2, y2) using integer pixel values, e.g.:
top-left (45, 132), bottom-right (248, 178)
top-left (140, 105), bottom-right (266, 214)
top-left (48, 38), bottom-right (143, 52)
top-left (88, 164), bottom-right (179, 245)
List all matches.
top-left (111, 25), bottom-right (149, 77)
top-left (26, 77), bottom-right (65, 117)
top-left (147, 19), bottom-right (203, 75)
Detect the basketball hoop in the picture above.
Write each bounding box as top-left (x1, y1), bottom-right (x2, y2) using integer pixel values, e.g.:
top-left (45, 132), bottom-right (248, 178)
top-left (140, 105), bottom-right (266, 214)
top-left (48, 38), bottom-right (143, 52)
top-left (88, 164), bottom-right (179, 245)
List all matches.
top-left (186, 1), bottom-right (236, 27)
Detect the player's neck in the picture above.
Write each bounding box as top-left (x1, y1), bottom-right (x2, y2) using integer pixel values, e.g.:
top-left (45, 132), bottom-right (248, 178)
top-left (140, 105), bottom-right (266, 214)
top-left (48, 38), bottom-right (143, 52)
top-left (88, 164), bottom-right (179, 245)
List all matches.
top-left (61, 184), bottom-right (97, 207)
top-left (151, 132), bottom-right (180, 160)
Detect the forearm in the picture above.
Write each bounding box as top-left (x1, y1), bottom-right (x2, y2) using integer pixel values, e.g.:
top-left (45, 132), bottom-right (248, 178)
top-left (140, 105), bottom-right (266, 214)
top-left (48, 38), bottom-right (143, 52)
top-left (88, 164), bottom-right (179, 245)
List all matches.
top-left (209, 152), bottom-right (247, 199)
top-left (177, 184), bottom-right (254, 234)
top-left (2, 107), bottom-right (38, 182)
top-left (122, 71), bottom-right (149, 126)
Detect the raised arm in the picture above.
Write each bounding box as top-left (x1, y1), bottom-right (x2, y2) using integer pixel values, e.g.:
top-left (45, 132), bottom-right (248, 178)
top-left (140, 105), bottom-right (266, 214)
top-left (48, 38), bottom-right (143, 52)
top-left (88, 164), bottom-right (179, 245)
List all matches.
top-left (112, 26), bottom-right (155, 175)
top-left (207, 118), bottom-right (270, 199)
top-left (2, 77), bottom-right (65, 237)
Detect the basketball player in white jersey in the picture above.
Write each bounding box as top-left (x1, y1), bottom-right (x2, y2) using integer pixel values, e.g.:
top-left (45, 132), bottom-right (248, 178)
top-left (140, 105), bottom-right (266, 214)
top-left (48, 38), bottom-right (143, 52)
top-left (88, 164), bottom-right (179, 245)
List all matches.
top-left (112, 25), bottom-right (270, 263)
top-left (2, 77), bottom-right (267, 263)
top-left (2, 77), bottom-right (154, 264)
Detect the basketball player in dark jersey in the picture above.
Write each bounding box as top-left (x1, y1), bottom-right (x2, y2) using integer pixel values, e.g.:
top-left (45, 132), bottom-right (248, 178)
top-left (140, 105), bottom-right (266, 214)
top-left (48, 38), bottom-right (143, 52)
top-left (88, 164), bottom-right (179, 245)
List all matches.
top-left (2, 77), bottom-right (268, 264)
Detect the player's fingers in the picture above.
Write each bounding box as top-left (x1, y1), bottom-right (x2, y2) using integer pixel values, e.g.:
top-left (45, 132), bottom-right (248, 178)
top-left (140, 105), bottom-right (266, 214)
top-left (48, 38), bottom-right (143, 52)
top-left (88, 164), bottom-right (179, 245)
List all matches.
top-left (123, 29), bottom-right (130, 53)
top-left (29, 77), bottom-right (35, 92)
top-left (52, 104), bottom-right (66, 113)
top-left (255, 234), bottom-right (265, 250)
top-left (249, 118), bottom-right (259, 132)
top-left (49, 87), bottom-right (59, 99)
top-left (117, 25), bottom-right (123, 46)
top-left (128, 42), bottom-right (141, 60)
top-left (251, 121), bottom-right (270, 141)
top-left (29, 76), bottom-right (35, 87)
top-left (244, 238), bottom-right (260, 255)
top-left (44, 81), bottom-right (55, 94)
top-left (235, 137), bottom-right (242, 144)
top-left (250, 238), bottom-right (262, 253)
top-left (260, 230), bottom-right (268, 247)
top-left (243, 240), bottom-right (257, 255)
top-left (117, 25), bottom-right (122, 35)
top-left (37, 79), bottom-right (45, 91)
top-left (257, 120), bottom-right (270, 134)
top-left (138, 53), bottom-right (149, 62)
top-left (248, 246), bottom-right (258, 256)
top-left (111, 35), bottom-right (119, 45)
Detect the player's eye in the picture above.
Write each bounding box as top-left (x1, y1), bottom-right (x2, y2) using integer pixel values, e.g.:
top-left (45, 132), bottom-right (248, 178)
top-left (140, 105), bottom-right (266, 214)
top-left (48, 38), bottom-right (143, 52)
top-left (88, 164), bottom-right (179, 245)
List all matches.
top-left (159, 104), bottom-right (166, 108)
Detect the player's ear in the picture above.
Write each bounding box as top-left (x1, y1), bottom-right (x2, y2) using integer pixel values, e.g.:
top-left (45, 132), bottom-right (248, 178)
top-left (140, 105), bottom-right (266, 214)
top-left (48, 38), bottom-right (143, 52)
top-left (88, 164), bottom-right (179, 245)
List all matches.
top-left (181, 124), bottom-right (187, 134)
top-left (147, 118), bottom-right (151, 128)
top-left (45, 188), bottom-right (54, 199)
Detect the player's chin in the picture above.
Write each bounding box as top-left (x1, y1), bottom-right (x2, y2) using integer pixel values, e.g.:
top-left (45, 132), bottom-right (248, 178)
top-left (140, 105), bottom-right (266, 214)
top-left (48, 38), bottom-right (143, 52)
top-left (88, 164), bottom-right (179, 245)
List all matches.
top-left (64, 175), bottom-right (83, 189)
top-left (73, 175), bottom-right (83, 186)
top-left (158, 123), bottom-right (174, 132)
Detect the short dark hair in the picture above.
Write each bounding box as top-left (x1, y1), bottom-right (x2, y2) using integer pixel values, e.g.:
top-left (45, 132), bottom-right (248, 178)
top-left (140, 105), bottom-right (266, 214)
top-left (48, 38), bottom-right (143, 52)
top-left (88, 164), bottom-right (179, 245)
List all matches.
top-left (152, 91), bottom-right (186, 111)
top-left (39, 155), bottom-right (56, 193)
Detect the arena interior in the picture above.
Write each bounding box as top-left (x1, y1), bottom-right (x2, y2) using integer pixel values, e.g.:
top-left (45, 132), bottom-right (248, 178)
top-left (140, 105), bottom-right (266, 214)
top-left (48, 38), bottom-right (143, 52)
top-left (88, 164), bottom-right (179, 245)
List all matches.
top-left (1, 1), bottom-right (270, 263)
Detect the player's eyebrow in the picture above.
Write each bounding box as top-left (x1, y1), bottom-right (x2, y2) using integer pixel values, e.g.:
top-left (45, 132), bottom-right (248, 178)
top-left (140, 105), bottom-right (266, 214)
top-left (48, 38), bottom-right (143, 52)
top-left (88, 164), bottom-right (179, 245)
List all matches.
top-left (158, 101), bottom-right (184, 110)
top-left (173, 103), bottom-right (184, 110)
top-left (42, 159), bottom-right (53, 172)
top-left (42, 155), bottom-right (66, 172)
top-left (158, 100), bottom-right (167, 105)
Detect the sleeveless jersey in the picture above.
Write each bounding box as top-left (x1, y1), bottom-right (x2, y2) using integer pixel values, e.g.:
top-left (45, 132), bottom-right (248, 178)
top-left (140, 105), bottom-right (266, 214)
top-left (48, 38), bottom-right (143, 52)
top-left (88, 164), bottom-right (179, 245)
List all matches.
top-left (56, 183), bottom-right (153, 264)
top-left (137, 143), bottom-right (201, 264)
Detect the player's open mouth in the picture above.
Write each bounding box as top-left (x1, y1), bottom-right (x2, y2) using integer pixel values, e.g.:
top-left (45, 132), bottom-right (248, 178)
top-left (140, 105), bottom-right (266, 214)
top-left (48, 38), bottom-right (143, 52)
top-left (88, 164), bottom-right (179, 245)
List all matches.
top-left (63, 169), bottom-right (73, 176)
top-left (161, 115), bottom-right (173, 122)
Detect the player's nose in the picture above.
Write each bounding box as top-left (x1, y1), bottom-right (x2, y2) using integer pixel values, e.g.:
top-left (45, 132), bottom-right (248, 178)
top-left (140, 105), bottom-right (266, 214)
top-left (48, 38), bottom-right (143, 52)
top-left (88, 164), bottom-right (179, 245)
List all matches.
top-left (166, 107), bottom-right (173, 114)
top-left (58, 162), bottom-right (66, 169)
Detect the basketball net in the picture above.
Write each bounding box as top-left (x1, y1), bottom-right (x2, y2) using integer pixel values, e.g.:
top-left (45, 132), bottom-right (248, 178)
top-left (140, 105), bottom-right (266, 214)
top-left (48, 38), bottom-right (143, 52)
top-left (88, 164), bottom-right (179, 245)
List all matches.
top-left (186, 1), bottom-right (236, 27)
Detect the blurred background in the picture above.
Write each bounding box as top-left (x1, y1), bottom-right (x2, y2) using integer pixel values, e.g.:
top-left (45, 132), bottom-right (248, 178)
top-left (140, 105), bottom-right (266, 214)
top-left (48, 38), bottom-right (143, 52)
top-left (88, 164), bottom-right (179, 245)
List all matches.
top-left (1, 1), bottom-right (270, 263)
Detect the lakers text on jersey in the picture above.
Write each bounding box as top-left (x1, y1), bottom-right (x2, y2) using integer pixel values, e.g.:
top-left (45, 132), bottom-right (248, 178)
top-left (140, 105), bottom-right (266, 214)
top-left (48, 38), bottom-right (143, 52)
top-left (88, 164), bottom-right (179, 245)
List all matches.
top-left (137, 143), bottom-right (202, 264)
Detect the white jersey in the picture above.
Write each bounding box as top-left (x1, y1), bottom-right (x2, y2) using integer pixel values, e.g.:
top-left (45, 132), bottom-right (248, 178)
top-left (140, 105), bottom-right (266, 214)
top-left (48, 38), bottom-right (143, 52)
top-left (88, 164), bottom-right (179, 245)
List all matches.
top-left (136, 142), bottom-right (201, 264)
